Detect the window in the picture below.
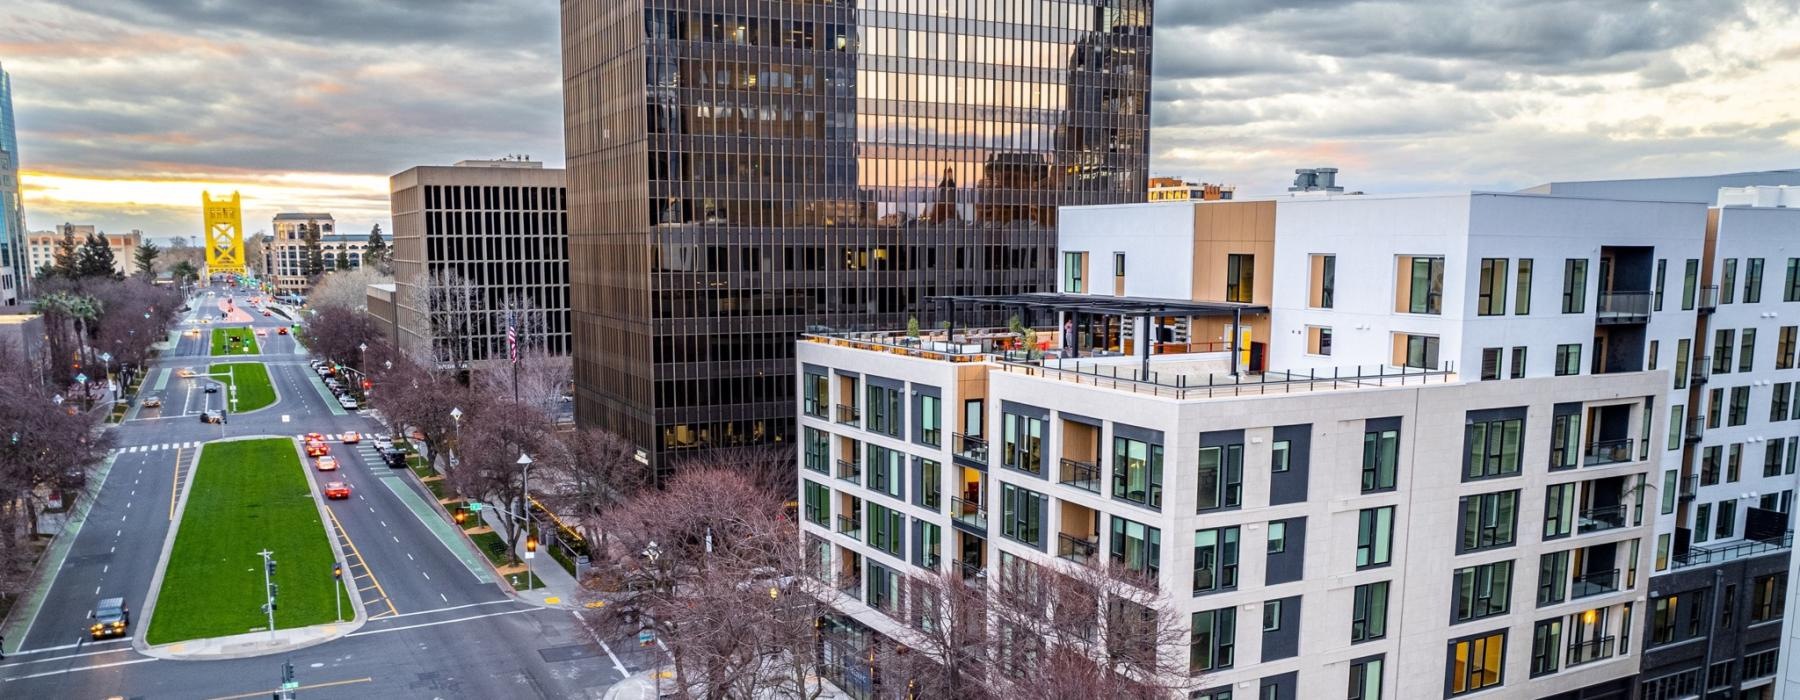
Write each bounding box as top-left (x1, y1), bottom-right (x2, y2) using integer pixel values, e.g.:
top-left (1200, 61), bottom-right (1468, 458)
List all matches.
top-left (1362, 426), bottom-right (1398, 492)
top-left (1356, 507), bottom-right (1395, 569)
top-left (803, 371), bottom-right (829, 418)
top-left (1714, 328), bottom-right (1735, 374)
top-left (1515, 259), bottom-right (1533, 315)
top-left (1562, 259), bottom-right (1588, 313)
top-left (867, 563), bottom-right (900, 612)
top-left (1530, 619), bottom-right (1562, 677)
top-left (803, 481), bottom-right (830, 526)
top-left (1454, 561), bottom-right (1514, 622)
top-left (1311, 254), bottom-right (1335, 308)
top-left (1694, 503), bottom-right (1711, 543)
top-left (1448, 631), bottom-right (1507, 695)
top-left (1549, 409), bottom-right (1580, 470)
top-left (1267, 521), bottom-right (1286, 554)
top-left (1674, 338), bottom-right (1691, 389)
top-left (1752, 573), bottom-right (1787, 622)
top-left (1192, 527), bottom-right (1239, 594)
top-left (1775, 384), bottom-right (1792, 423)
top-left (1400, 333), bottom-right (1440, 369)
top-left (1460, 491), bottom-right (1518, 552)
top-left (1701, 445), bottom-right (1722, 485)
top-left (1112, 436), bottom-right (1163, 510)
top-left (1708, 389), bottom-right (1723, 430)
top-left (1465, 415), bottom-right (1522, 480)
top-left (1740, 328), bottom-right (1758, 372)
top-left (998, 483), bottom-right (1044, 547)
top-left (1477, 258), bottom-right (1508, 315)
top-left (916, 521), bottom-right (941, 569)
top-left (919, 395), bottom-right (942, 447)
top-left (1544, 484), bottom-right (1575, 539)
top-left (1663, 470), bottom-right (1680, 513)
top-left (1745, 258), bottom-right (1764, 303)
top-left (866, 384), bottom-right (904, 437)
top-left (1063, 251), bottom-right (1085, 293)
top-left (1110, 516), bottom-right (1160, 579)
top-left (868, 503), bottom-right (905, 557)
top-left (1729, 386), bottom-right (1750, 426)
top-left (803, 428), bottom-right (829, 472)
top-left (1262, 599), bottom-right (1282, 631)
top-left (1197, 443), bottom-right (1243, 511)
top-left (1653, 259), bottom-right (1666, 311)
top-left (1115, 252), bottom-right (1125, 278)
top-left (866, 445), bottom-right (904, 497)
top-left (1721, 258), bottom-right (1738, 304)
top-left (1226, 253), bottom-right (1254, 303)
top-left (1509, 347), bottom-right (1527, 379)
top-left (1779, 326), bottom-right (1797, 369)
top-left (1271, 440), bottom-right (1291, 473)
top-left (1554, 343), bottom-right (1581, 376)
top-left (1537, 551), bottom-right (1568, 606)
top-left (920, 459), bottom-right (941, 510)
top-left (1404, 256), bottom-right (1444, 314)
top-left (1000, 411), bottom-right (1044, 476)
top-left (1351, 581), bottom-right (1390, 642)
top-left (1684, 259), bottom-right (1700, 309)
top-left (1715, 500), bottom-right (1735, 539)
top-left (1189, 607), bottom-right (1237, 673)
top-left (963, 399), bottom-right (983, 438)
top-left (1308, 326), bottom-right (1333, 356)
top-left (1480, 348), bottom-right (1501, 380)
top-left (1348, 655), bottom-right (1384, 700)
top-left (1668, 405), bottom-right (1685, 451)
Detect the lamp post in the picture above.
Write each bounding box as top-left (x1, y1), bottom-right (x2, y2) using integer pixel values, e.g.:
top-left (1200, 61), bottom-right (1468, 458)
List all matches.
top-left (518, 453), bottom-right (535, 590)
top-left (99, 352), bottom-right (113, 405)
top-left (449, 406), bottom-right (462, 468)
top-left (357, 342), bottom-right (367, 371)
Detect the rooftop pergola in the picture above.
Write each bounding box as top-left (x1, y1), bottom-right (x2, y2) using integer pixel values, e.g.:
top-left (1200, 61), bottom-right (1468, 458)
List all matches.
top-left (929, 293), bottom-right (1271, 375)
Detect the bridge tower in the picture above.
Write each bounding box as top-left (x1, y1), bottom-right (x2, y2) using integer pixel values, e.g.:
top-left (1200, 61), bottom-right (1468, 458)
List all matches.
top-left (202, 191), bottom-right (246, 275)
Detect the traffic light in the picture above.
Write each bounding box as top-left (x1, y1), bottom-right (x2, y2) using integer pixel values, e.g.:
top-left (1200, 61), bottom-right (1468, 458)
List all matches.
top-left (362, 379), bottom-right (372, 390)
top-left (266, 559), bottom-right (277, 576)
top-left (525, 533), bottom-right (538, 553)
top-left (333, 564), bottom-right (342, 580)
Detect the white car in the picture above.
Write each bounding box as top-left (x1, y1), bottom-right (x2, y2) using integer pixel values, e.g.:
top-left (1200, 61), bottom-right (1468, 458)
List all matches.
top-left (338, 395), bottom-right (359, 410)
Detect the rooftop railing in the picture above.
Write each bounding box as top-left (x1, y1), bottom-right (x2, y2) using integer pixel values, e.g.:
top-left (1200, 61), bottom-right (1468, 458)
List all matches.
top-left (1673, 530), bottom-right (1793, 570)
top-left (994, 361), bottom-right (1457, 401)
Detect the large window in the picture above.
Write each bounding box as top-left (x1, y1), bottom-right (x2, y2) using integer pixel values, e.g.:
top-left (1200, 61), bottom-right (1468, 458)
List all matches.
top-left (1722, 258), bottom-right (1739, 304)
top-left (1454, 562), bottom-right (1514, 622)
top-left (1544, 484), bottom-right (1575, 539)
top-left (1403, 333), bottom-right (1441, 369)
top-left (1741, 328), bottom-right (1758, 373)
top-left (1538, 551), bottom-right (1569, 606)
top-left (803, 371), bottom-right (829, 418)
top-left (1562, 258), bottom-right (1588, 313)
top-left (1351, 581), bottom-right (1390, 642)
top-left (868, 563), bottom-right (900, 612)
top-left (1311, 254), bottom-right (1335, 308)
top-left (919, 395), bottom-right (942, 446)
top-left (1197, 443), bottom-right (1243, 511)
top-left (1683, 259), bottom-right (1700, 309)
top-left (1477, 258), bottom-right (1508, 316)
top-left (998, 483), bottom-right (1044, 547)
top-left (1530, 619), bottom-right (1563, 677)
top-left (1549, 410), bottom-right (1580, 470)
top-left (1745, 257), bottom-right (1765, 303)
top-left (1349, 655), bottom-right (1384, 700)
top-left (1192, 527), bottom-right (1240, 594)
top-left (1729, 386), bottom-right (1750, 427)
top-left (1063, 251), bottom-right (1086, 293)
top-left (1460, 491), bottom-right (1519, 552)
top-left (804, 427), bottom-right (829, 473)
top-left (868, 503), bottom-right (905, 557)
top-left (1674, 338), bottom-right (1691, 389)
top-left (1714, 328), bottom-right (1735, 374)
top-left (1515, 259), bottom-right (1534, 315)
top-left (1466, 415), bottom-right (1523, 480)
top-left (1189, 607), bottom-right (1237, 673)
top-left (1779, 327), bottom-right (1798, 370)
top-left (866, 383), bottom-right (904, 437)
top-left (919, 459), bottom-right (941, 511)
top-left (1356, 507), bottom-right (1395, 569)
top-left (1752, 573), bottom-right (1787, 622)
top-left (1112, 436), bottom-right (1163, 510)
top-left (1226, 253), bottom-right (1254, 303)
top-left (1555, 343), bottom-right (1581, 376)
top-left (1405, 256), bottom-right (1444, 314)
top-left (1449, 631), bottom-right (1507, 695)
top-left (1000, 411), bottom-right (1044, 476)
top-left (1363, 426), bottom-right (1398, 492)
top-left (1786, 258), bottom-right (1800, 302)
top-left (803, 480), bottom-right (830, 526)
top-left (1653, 258), bottom-right (1666, 311)
top-left (1110, 516), bottom-right (1161, 580)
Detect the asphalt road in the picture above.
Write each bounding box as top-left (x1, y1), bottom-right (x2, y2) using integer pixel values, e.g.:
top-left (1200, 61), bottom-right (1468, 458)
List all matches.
top-left (0, 286), bottom-right (653, 698)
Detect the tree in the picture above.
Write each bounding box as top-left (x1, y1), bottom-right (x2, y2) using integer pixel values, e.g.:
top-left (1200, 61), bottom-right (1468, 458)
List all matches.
top-left (367, 355), bottom-right (467, 472)
top-left (303, 218), bottom-right (325, 280)
top-left (306, 267), bottom-right (392, 314)
top-left (536, 426), bottom-right (648, 546)
top-left (51, 228), bottom-right (79, 278)
top-left (334, 242), bottom-right (351, 271)
top-left (404, 268), bottom-right (483, 369)
top-left (446, 395), bottom-right (553, 549)
top-left (76, 233), bottom-right (120, 279)
top-left (169, 260), bottom-right (200, 286)
top-left (132, 241), bottom-right (161, 280)
top-left (365, 224), bottom-right (390, 274)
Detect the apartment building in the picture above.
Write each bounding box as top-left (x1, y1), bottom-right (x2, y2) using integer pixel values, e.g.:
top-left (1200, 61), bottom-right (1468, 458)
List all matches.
top-left (25, 225), bottom-right (142, 276)
top-left (265, 213), bottom-right (365, 295)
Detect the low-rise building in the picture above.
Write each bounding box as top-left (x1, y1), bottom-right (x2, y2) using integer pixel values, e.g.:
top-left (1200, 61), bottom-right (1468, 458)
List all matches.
top-left (266, 213), bottom-right (365, 295)
top-left (26, 225), bottom-right (141, 276)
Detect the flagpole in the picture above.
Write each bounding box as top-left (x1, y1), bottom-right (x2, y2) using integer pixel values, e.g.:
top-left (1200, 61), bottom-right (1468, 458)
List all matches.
top-left (508, 305), bottom-right (519, 406)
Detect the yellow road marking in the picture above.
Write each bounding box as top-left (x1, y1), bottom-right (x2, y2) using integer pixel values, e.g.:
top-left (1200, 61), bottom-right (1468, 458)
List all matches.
top-left (206, 676), bottom-right (374, 700)
top-left (325, 507), bottom-right (399, 618)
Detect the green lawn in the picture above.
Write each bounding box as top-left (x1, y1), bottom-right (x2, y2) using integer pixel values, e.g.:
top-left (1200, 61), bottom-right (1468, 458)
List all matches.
top-left (210, 328), bottom-right (259, 356)
top-left (208, 363), bottom-right (276, 412)
top-left (145, 439), bottom-right (346, 644)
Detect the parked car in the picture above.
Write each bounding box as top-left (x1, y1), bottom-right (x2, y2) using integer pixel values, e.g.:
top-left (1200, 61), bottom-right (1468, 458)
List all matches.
top-left (322, 481), bottom-right (351, 499)
top-left (381, 448), bottom-right (409, 469)
top-left (141, 394), bottom-right (162, 408)
top-left (338, 395), bottom-right (359, 410)
top-left (89, 597), bottom-right (130, 639)
top-left (199, 409), bottom-right (225, 424)
top-left (314, 456), bottom-right (339, 471)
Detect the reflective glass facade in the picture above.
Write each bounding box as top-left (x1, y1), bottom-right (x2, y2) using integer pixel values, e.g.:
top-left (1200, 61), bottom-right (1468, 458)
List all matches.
top-left (0, 62), bottom-right (26, 297)
top-left (563, 0), bottom-right (1153, 465)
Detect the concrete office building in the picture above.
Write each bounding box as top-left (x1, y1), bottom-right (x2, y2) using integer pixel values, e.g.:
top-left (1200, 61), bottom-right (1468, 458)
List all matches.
top-left (0, 62), bottom-right (27, 298)
top-left (388, 158), bottom-right (568, 365)
top-left (561, 1), bottom-right (1155, 468)
top-left (1147, 177), bottom-right (1234, 202)
top-left (265, 213), bottom-right (361, 295)
top-left (26, 226), bottom-right (142, 277)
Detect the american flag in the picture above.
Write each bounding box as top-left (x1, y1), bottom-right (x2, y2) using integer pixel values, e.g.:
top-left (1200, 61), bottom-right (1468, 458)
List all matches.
top-left (506, 310), bottom-right (518, 364)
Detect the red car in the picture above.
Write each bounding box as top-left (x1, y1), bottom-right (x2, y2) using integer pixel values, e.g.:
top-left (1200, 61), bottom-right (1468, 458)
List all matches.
top-left (305, 440), bottom-right (330, 457)
top-left (323, 481), bottom-right (351, 499)
top-left (315, 456), bottom-right (339, 471)
top-left (278, 327), bottom-right (289, 335)
top-left (262, 310), bottom-right (272, 317)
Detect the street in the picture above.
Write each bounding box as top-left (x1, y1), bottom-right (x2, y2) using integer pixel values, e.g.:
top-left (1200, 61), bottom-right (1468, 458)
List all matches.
top-left (0, 287), bottom-right (656, 698)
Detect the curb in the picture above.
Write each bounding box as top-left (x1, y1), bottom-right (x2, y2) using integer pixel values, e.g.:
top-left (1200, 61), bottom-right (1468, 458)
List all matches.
top-left (0, 454), bottom-right (120, 655)
top-left (205, 360), bottom-right (282, 416)
top-left (396, 453), bottom-right (563, 610)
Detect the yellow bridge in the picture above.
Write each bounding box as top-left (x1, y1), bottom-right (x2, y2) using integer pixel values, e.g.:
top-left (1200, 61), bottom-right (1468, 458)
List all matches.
top-left (202, 191), bottom-right (246, 275)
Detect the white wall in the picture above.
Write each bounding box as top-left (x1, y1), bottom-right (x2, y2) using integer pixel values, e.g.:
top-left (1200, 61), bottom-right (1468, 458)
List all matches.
top-left (1058, 201), bottom-right (1195, 299)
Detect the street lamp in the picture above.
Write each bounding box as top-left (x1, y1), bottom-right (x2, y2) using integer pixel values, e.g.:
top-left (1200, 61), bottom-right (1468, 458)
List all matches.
top-left (357, 342), bottom-right (367, 370)
top-left (518, 453), bottom-right (535, 590)
top-left (449, 407), bottom-right (463, 467)
top-left (99, 352), bottom-right (113, 405)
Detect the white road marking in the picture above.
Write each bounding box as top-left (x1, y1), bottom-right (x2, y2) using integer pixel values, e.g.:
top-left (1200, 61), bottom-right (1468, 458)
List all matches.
top-left (376, 600), bottom-right (514, 620)
top-left (406, 553), bottom-right (414, 561)
top-left (101, 565), bottom-right (107, 573)
top-left (3, 638), bottom-right (130, 658)
top-left (575, 609), bottom-right (632, 679)
top-left (393, 536), bottom-right (400, 543)
top-left (114, 530), bottom-right (120, 537)
top-left (344, 608), bottom-right (533, 637)
top-left (421, 571), bottom-right (429, 580)
top-left (379, 520), bottom-right (386, 527)
top-left (1, 656), bottom-right (158, 681)
top-left (93, 586), bottom-right (99, 595)
top-left (439, 593), bottom-right (447, 602)
top-left (109, 546), bottom-right (114, 553)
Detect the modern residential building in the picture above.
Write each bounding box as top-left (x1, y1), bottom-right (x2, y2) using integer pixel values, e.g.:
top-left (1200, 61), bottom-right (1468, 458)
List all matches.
top-left (388, 158), bottom-right (568, 364)
top-left (265, 213), bottom-right (351, 295)
top-left (0, 61), bottom-right (27, 298)
top-left (798, 301), bottom-right (1662, 699)
top-left (1147, 177), bottom-right (1235, 202)
top-left (25, 226), bottom-right (142, 276)
top-left (561, 1), bottom-right (1155, 468)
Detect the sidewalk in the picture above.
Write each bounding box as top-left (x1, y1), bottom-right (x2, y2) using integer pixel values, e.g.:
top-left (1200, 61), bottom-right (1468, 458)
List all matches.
top-left (602, 668), bottom-right (857, 700)
top-left (476, 504), bottom-right (582, 608)
top-left (136, 621), bottom-right (355, 660)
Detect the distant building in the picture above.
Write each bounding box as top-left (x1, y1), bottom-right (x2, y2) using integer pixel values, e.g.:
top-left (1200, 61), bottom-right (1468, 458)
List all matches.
top-left (388, 158), bottom-right (568, 364)
top-left (26, 226), bottom-right (141, 276)
top-left (365, 281), bottom-right (399, 348)
top-left (1288, 167), bottom-right (1345, 193)
top-left (0, 61), bottom-right (27, 298)
top-left (1522, 168), bottom-right (1800, 204)
top-left (1148, 176), bottom-right (1235, 202)
top-left (267, 213), bottom-right (365, 295)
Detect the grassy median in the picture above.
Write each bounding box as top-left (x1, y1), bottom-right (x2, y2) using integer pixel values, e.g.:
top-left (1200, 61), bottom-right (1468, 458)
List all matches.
top-left (146, 439), bottom-right (345, 644)
top-left (207, 363), bottom-right (275, 412)
top-left (210, 327), bottom-right (259, 356)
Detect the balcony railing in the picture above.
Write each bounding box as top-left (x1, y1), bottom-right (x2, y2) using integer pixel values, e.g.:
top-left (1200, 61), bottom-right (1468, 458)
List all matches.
top-left (1058, 457), bottom-right (1102, 493)
top-left (1698, 285), bottom-right (1720, 313)
top-left (1577, 504), bottom-right (1628, 534)
top-left (1057, 533), bottom-right (1099, 564)
top-left (836, 514), bottom-right (862, 540)
top-left (1565, 636), bottom-right (1616, 667)
top-left (952, 496), bottom-right (987, 531)
top-left (1685, 415), bottom-right (1705, 443)
top-left (921, 427), bottom-right (942, 447)
top-left (1679, 474), bottom-right (1698, 501)
top-left (836, 459), bottom-right (861, 484)
top-left (1584, 438), bottom-right (1634, 466)
top-left (1673, 530), bottom-right (1793, 569)
top-left (1691, 357), bottom-right (1711, 385)
top-left (959, 560), bottom-right (986, 582)
top-left (1570, 569), bottom-right (1620, 599)
top-left (953, 432), bottom-right (989, 465)
top-left (1596, 291), bottom-right (1652, 324)
top-left (834, 404), bottom-right (860, 426)
top-left (839, 573), bottom-right (863, 600)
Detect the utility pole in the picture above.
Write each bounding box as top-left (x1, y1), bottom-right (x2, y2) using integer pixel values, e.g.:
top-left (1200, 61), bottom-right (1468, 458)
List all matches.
top-left (259, 549), bottom-right (277, 638)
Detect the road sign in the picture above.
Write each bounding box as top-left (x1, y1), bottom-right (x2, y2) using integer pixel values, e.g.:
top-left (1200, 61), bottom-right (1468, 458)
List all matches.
top-left (282, 681), bottom-right (298, 690)
top-left (75, 373), bottom-right (87, 384)
top-left (638, 629), bottom-right (655, 647)
top-left (467, 503), bottom-right (483, 512)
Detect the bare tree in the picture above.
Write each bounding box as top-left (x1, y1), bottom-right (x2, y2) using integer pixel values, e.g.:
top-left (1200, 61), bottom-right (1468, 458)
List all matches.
top-left (445, 396), bottom-right (553, 549)
top-left (473, 348), bottom-right (569, 419)
top-left (369, 356), bottom-right (470, 470)
top-left (536, 426), bottom-right (648, 546)
top-left (299, 305), bottom-right (391, 370)
top-left (403, 268), bottom-right (483, 370)
top-left (306, 267), bottom-right (393, 314)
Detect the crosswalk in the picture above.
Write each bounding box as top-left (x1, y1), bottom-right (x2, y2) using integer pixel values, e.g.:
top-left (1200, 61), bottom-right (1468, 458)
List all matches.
top-left (116, 442), bottom-right (203, 454)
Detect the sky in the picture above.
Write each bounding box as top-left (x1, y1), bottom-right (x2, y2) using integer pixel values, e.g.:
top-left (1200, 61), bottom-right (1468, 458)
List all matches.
top-left (2, 0), bottom-right (1798, 240)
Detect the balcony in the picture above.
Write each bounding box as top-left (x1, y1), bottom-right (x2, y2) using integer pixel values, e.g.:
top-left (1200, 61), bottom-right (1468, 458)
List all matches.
top-left (1672, 530), bottom-right (1793, 569)
top-left (1565, 636), bottom-right (1616, 668)
top-left (952, 496), bottom-right (987, 532)
top-left (834, 404), bottom-right (860, 426)
top-left (1583, 438), bottom-right (1635, 466)
top-left (1570, 569), bottom-right (1620, 599)
top-left (1596, 291), bottom-right (1651, 324)
top-left (1577, 505), bottom-right (1628, 534)
top-left (1698, 285), bottom-right (1719, 314)
top-left (835, 459), bottom-right (861, 485)
top-left (1685, 415), bottom-right (1705, 443)
top-left (1679, 474), bottom-right (1697, 501)
top-left (838, 573), bottom-right (862, 600)
top-left (953, 432), bottom-right (989, 467)
top-left (921, 427), bottom-right (942, 447)
top-left (1057, 533), bottom-right (1099, 564)
top-left (836, 514), bottom-right (861, 540)
top-left (959, 560), bottom-right (986, 582)
top-left (1058, 457), bottom-right (1102, 493)
top-left (1691, 357), bottom-right (1711, 386)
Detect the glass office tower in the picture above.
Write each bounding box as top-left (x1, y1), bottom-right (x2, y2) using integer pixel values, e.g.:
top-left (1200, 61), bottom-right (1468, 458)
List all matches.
top-left (0, 62), bottom-right (27, 298)
top-left (562, 1), bottom-right (1153, 467)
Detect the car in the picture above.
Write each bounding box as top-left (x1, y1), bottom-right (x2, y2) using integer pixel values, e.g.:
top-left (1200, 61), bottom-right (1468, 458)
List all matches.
top-left (338, 396), bottom-right (359, 410)
top-left (341, 431), bottom-right (361, 444)
top-left (200, 318), bottom-right (212, 325)
top-left (304, 440), bottom-right (330, 457)
top-left (322, 481), bottom-right (351, 499)
top-left (184, 328), bottom-right (202, 337)
top-left (177, 367), bottom-right (197, 378)
top-left (324, 378), bottom-right (342, 388)
top-left (314, 456), bottom-right (339, 471)
top-left (141, 394), bottom-right (162, 408)
top-left (199, 409), bottom-right (225, 424)
top-left (255, 328), bottom-right (268, 337)
top-left (381, 448), bottom-right (409, 469)
top-left (277, 327), bottom-right (289, 335)
top-left (262, 310), bottom-right (272, 317)
top-left (89, 597), bottom-right (130, 640)
top-left (203, 383), bottom-right (220, 394)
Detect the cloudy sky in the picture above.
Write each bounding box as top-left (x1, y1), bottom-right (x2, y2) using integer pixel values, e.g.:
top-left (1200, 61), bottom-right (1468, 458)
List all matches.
top-left (2, 0), bottom-right (1798, 240)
